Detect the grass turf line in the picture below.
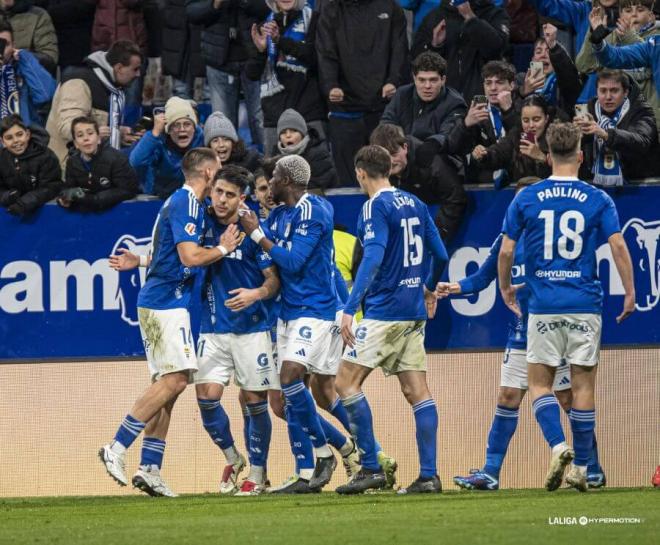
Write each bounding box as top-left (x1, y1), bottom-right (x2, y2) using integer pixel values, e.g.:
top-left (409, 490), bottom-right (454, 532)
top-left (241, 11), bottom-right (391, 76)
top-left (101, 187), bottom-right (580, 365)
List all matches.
top-left (0, 488), bottom-right (657, 545)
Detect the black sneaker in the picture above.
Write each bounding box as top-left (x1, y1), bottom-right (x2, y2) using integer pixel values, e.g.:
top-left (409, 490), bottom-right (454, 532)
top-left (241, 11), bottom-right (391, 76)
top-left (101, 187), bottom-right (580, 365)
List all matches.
top-left (270, 475), bottom-right (317, 494)
top-left (336, 469), bottom-right (387, 495)
top-left (397, 475), bottom-right (442, 494)
top-left (309, 454), bottom-right (337, 490)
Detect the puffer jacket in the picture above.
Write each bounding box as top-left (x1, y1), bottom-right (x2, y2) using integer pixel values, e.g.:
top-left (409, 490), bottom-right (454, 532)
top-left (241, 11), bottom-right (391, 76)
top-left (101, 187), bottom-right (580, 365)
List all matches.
top-left (161, 0), bottom-right (205, 79)
top-left (91, 0), bottom-right (149, 53)
top-left (0, 141), bottom-right (62, 214)
top-left (276, 127), bottom-right (337, 191)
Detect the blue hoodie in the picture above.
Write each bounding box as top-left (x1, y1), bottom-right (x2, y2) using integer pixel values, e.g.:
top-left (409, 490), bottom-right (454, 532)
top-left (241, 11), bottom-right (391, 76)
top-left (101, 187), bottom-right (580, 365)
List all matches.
top-left (129, 126), bottom-right (204, 199)
top-left (14, 50), bottom-right (56, 127)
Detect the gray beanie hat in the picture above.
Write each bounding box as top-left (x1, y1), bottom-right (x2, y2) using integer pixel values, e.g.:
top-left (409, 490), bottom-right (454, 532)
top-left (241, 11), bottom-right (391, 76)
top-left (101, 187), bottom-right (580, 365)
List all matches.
top-left (277, 108), bottom-right (308, 137)
top-left (276, 155), bottom-right (311, 186)
top-left (204, 111), bottom-right (239, 146)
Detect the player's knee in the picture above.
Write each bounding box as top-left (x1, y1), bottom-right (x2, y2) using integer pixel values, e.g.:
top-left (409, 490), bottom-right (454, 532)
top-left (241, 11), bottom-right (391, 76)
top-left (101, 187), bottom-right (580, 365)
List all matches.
top-left (497, 388), bottom-right (523, 408)
top-left (169, 372), bottom-right (189, 395)
top-left (554, 390), bottom-right (573, 413)
top-left (280, 362), bottom-right (305, 385)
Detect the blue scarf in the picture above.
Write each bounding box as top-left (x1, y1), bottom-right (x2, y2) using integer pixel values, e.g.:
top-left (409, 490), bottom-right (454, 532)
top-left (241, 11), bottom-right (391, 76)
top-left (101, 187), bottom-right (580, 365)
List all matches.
top-left (91, 64), bottom-right (124, 150)
top-left (536, 72), bottom-right (557, 105)
top-left (592, 98), bottom-right (630, 187)
top-left (0, 62), bottom-right (19, 119)
top-left (488, 105), bottom-right (507, 189)
top-left (261, 7), bottom-right (312, 98)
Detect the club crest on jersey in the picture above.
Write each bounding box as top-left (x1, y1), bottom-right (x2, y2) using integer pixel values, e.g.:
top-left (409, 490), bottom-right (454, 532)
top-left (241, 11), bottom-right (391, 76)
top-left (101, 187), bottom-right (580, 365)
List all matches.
top-left (184, 222), bottom-right (196, 236)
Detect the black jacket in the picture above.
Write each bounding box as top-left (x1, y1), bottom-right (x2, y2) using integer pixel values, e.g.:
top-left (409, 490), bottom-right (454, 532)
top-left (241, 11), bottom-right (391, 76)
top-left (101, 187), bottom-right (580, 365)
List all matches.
top-left (161, 0), bottom-right (205, 79)
top-left (61, 59), bottom-right (114, 114)
top-left (64, 143), bottom-right (139, 211)
top-left (316, 0), bottom-right (409, 113)
top-left (185, 0), bottom-right (269, 72)
top-left (0, 141), bottom-right (62, 214)
top-left (46, 0), bottom-right (96, 68)
top-left (582, 81), bottom-right (660, 181)
top-left (380, 84), bottom-right (467, 153)
top-left (299, 128), bottom-right (337, 191)
top-left (245, 9), bottom-right (326, 127)
top-left (226, 145), bottom-right (263, 173)
top-left (412, 0), bottom-right (510, 103)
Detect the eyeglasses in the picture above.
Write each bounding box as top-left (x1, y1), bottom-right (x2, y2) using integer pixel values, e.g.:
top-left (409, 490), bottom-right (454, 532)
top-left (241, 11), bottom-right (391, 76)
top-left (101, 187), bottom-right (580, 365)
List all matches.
top-left (171, 121), bottom-right (194, 131)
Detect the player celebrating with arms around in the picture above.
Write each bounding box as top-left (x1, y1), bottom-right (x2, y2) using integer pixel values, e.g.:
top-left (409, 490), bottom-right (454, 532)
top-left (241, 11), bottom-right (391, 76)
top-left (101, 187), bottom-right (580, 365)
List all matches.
top-left (101, 148), bottom-right (241, 496)
top-left (335, 145), bottom-right (449, 495)
top-left (498, 122), bottom-right (635, 492)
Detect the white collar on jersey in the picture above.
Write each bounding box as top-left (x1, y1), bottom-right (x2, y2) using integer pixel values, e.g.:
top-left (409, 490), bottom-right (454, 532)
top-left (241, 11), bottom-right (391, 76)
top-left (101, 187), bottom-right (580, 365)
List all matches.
top-left (295, 192), bottom-right (309, 208)
top-left (371, 186), bottom-right (396, 200)
top-left (182, 184), bottom-right (199, 201)
top-left (548, 175), bottom-right (581, 181)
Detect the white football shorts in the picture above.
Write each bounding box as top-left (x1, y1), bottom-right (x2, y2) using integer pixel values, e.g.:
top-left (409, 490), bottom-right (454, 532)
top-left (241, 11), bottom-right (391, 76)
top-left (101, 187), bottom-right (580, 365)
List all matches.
top-left (501, 348), bottom-right (571, 390)
top-left (527, 313), bottom-right (601, 367)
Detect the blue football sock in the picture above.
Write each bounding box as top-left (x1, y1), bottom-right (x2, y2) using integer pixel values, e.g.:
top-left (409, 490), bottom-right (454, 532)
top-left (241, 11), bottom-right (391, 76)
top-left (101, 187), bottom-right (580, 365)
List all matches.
top-left (532, 394), bottom-right (566, 448)
top-left (113, 414), bottom-right (145, 450)
top-left (413, 399), bottom-right (438, 479)
top-left (197, 398), bottom-right (235, 450)
top-left (483, 405), bottom-right (519, 478)
top-left (246, 401), bottom-right (272, 469)
top-left (284, 401), bottom-right (314, 474)
top-left (570, 408), bottom-right (595, 467)
top-left (242, 406), bottom-right (251, 453)
top-left (329, 396), bottom-right (383, 454)
top-left (588, 433), bottom-right (602, 474)
top-left (342, 391), bottom-right (379, 471)
top-left (281, 380), bottom-right (328, 450)
top-left (318, 413), bottom-right (348, 451)
top-left (140, 437), bottom-right (166, 468)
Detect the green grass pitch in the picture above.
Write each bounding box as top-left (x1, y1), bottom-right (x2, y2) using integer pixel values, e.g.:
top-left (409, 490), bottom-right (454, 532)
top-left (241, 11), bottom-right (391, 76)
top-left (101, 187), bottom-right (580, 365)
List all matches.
top-left (1, 488), bottom-right (657, 545)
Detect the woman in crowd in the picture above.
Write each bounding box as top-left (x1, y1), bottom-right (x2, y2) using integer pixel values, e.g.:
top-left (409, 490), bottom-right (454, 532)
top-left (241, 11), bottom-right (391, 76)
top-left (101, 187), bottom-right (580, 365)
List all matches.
top-left (204, 111), bottom-right (263, 173)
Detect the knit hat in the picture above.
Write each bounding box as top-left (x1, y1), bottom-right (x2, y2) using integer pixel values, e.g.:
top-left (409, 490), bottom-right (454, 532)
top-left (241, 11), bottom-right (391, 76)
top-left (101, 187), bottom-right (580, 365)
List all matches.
top-left (277, 108), bottom-right (308, 138)
top-left (164, 97), bottom-right (197, 132)
top-left (276, 155), bottom-right (311, 186)
top-left (204, 111), bottom-right (239, 146)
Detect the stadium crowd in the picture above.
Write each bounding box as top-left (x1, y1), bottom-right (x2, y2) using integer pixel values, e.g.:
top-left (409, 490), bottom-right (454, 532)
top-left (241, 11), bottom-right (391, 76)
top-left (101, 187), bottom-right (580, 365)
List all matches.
top-left (0, 0), bottom-right (658, 238)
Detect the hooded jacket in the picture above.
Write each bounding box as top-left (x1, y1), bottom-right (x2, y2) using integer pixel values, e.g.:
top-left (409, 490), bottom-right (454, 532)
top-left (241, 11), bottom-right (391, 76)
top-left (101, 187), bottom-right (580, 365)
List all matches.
top-left (11, 49), bottom-right (57, 128)
top-left (91, 0), bottom-right (149, 54)
top-left (0, 140), bottom-right (62, 214)
top-left (316, 0), bottom-right (410, 113)
top-left (64, 141), bottom-right (139, 211)
top-left (411, 0), bottom-right (510, 103)
top-left (46, 51), bottom-right (122, 167)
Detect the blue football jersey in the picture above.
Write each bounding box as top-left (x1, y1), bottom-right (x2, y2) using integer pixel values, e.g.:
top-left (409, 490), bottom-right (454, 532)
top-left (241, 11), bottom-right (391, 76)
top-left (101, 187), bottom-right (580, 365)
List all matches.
top-left (505, 177), bottom-right (620, 314)
top-left (199, 220), bottom-right (274, 335)
top-left (138, 186), bottom-right (205, 310)
top-left (265, 194), bottom-right (337, 321)
top-left (357, 188), bottom-right (439, 321)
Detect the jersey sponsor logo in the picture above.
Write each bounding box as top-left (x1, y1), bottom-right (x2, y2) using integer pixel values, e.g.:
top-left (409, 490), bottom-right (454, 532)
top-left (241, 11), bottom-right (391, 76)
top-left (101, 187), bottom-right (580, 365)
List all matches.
top-left (295, 223), bottom-right (308, 236)
top-left (298, 326), bottom-right (312, 340)
top-left (535, 269), bottom-right (582, 280)
top-left (355, 326), bottom-right (368, 340)
top-left (535, 319), bottom-right (591, 335)
top-left (257, 352), bottom-right (269, 368)
top-left (398, 276), bottom-right (421, 288)
top-left (184, 222), bottom-right (196, 236)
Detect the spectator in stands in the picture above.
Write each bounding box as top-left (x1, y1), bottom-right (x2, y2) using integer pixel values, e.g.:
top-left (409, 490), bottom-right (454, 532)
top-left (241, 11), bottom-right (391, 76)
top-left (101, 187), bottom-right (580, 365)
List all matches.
top-left (185, 0), bottom-right (269, 149)
top-left (381, 52), bottom-right (467, 168)
top-left (130, 96), bottom-right (203, 199)
top-left (275, 108), bottom-right (336, 192)
top-left (450, 60), bottom-right (519, 186)
top-left (370, 123), bottom-right (467, 241)
top-left (246, 0), bottom-right (326, 156)
top-left (204, 111), bottom-right (263, 173)
top-left (44, 1), bottom-right (96, 72)
top-left (0, 20), bottom-right (55, 127)
top-left (470, 95), bottom-right (559, 184)
top-left (399, 0), bottom-right (441, 32)
top-left (161, 0), bottom-right (205, 100)
top-left (411, 0), bottom-right (510, 103)
top-left (505, 0), bottom-right (539, 46)
top-left (316, 0), bottom-right (409, 186)
top-left (58, 116), bottom-right (138, 211)
top-left (46, 40), bottom-right (143, 167)
top-left (0, 0), bottom-right (58, 73)
top-left (574, 69), bottom-right (659, 185)
top-left (0, 113), bottom-right (60, 216)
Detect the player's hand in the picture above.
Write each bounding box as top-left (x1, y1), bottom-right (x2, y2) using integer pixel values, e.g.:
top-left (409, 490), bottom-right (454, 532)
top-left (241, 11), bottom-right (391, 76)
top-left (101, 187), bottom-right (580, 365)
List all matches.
top-left (329, 88), bottom-right (344, 103)
top-left (424, 286), bottom-right (438, 319)
top-left (109, 248), bottom-right (140, 271)
top-left (500, 284), bottom-right (524, 318)
top-left (225, 287), bottom-right (260, 311)
top-left (220, 223), bottom-right (242, 253)
top-left (341, 312), bottom-right (356, 348)
top-left (382, 83), bottom-right (396, 100)
top-left (435, 281), bottom-right (461, 298)
top-left (616, 293), bottom-right (635, 323)
top-left (238, 206), bottom-right (260, 235)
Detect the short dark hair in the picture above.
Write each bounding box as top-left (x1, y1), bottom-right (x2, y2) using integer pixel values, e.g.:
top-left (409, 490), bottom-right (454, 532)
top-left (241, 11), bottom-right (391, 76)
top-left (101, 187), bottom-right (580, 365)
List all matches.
top-left (412, 52), bottom-right (447, 77)
top-left (619, 0), bottom-right (654, 10)
top-left (214, 165), bottom-right (251, 194)
top-left (106, 40), bottom-right (143, 67)
top-left (0, 114), bottom-right (28, 137)
top-left (0, 19), bottom-right (13, 38)
top-left (369, 124), bottom-right (407, 155)
top-left (482, 60), bottom-right (516, 83)
top-left (545, 121), bottom-right (581, 161)
top-left (181, 147), bottom-right (218, 178)
top-left (596, 68), bottom-right (630, 91)
top-left (354, 145), bottom-right (392, 179)
top-left (71, 115), bottom-right (99, 139)
top-left (261, 155), bottom-right (282, 180)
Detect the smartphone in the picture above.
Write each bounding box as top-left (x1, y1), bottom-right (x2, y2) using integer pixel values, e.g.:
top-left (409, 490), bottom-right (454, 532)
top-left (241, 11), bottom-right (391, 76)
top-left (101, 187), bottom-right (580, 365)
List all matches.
top-left (530, 61), bottom-right (544, 79)
top-left (521, 132), bottom-right (536, 144)
top-left (132, 116), bottom-right (154, 133)
top-left (152, 106), bottom-right (166, 116)
top-left (574, 104), bottom-right (589, 118)
top-left (472, 94), bottom-right (488, 106)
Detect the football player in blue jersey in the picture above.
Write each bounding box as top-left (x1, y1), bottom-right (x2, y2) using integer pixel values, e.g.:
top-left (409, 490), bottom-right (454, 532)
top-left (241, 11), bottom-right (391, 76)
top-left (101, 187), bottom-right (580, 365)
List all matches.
top-left (333, 145), bottom-right (449, 495)
top-left (499, 122), bottom-right (635, 492)
top-left (238, 155), bottom-right (343, 491)
top-left (101, 148), bottom-right (242, 496)
top-left (194, 166), bottom-right (281, 496)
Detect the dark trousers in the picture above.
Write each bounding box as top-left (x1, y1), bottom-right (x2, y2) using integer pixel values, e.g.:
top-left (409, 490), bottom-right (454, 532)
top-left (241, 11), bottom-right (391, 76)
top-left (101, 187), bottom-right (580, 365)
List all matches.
top-left (329, 112), bottom-right (382, 187)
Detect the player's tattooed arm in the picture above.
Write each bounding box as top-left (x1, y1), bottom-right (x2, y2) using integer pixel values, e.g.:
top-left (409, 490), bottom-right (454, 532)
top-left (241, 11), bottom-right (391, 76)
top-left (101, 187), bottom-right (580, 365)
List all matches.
top-left (497, 235), bottom-right (522, 318)
top-left (225, 266), bottom-right (280, 312)
top-left (608, 232), bottom-right (636, 323)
